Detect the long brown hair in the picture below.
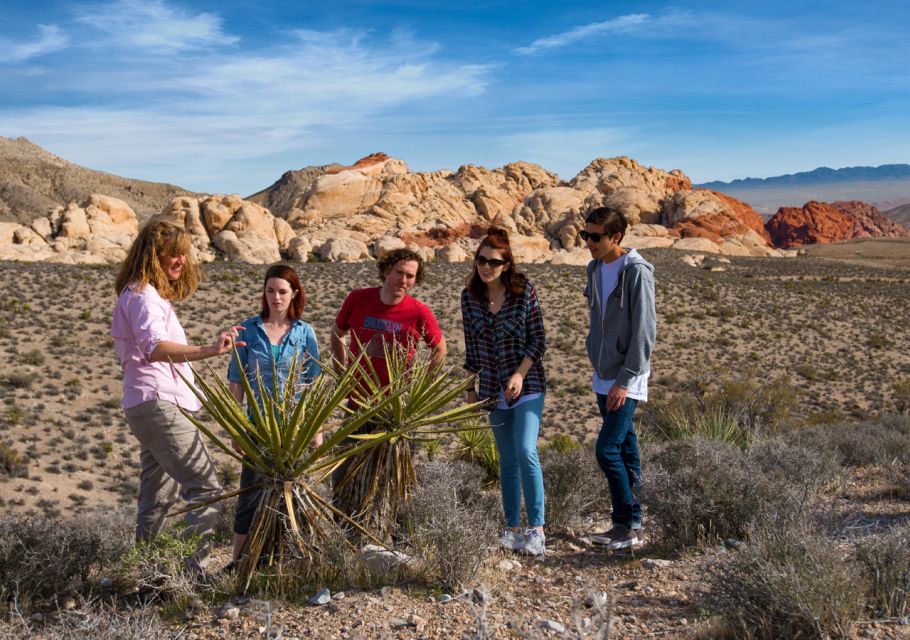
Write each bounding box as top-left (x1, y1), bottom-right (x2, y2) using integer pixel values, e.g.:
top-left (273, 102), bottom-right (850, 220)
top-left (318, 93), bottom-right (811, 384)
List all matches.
top-left (260, 264), bottom-right (306, 320)
top-left (114, 218), bottom-right (199, 301)
top-left (467, 226), bottom-right (527, 302)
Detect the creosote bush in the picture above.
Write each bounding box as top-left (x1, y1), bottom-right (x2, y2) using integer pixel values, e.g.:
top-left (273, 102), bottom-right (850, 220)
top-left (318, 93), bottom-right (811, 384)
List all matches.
top-left (403, 458), bottom-right (498, 593)
top-left (795, 415), bottom-right (910, 468)
top-left (707, 516), bottom-right (866, 639)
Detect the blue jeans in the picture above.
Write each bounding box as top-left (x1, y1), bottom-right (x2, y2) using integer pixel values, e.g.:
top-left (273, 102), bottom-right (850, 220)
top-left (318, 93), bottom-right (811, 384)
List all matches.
top-left (595, 394), bottom-right (641, 529)
top-left (490, 395), bottom-right (545, 528)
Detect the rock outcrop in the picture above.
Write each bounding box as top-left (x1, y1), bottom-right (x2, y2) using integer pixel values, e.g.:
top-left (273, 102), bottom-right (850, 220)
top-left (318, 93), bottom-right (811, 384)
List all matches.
top-left (765, 200), bottom-right (910, 248)
top-left (0, 150), bottom-right (802, 264)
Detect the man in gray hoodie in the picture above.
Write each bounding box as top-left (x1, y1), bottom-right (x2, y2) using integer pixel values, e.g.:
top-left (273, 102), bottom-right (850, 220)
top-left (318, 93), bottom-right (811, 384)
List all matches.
top-left (581, 206), bottom-right (656, 550)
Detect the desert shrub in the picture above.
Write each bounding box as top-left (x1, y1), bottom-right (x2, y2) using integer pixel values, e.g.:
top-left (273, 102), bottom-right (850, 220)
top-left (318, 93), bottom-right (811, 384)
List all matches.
top-left (707, 518), bottom-right (866, 639)
top-left (403, 459), bottom-right (498, 592)
top-left (856, 525), bottom-right (910, 618)
top-left (0, 510), bottom-right (133, 612)
top-left (2, 372), bottom-right (32, 389)
top-left (0, 601), bottom-right (169, 639)
top-left (111, 528), bottom-right (201, 604)
top-left (641, 372), bottom-right (796, 447)
top-left (795, 415), bottom-right (910, 468)
top-left (643, 437), bottom-right (831, 551)
top-left (540, 446), bottom-right (607, 532)
top-left (0, 443), bottom-right (28, 478)
top-left (20, 349), bottom-right (45, 366)
top-left (894, 378), bottom-right (910, 416)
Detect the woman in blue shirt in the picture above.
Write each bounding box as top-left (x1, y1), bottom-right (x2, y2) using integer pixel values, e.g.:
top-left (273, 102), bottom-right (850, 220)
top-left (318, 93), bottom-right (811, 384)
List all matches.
top-left (461, 227), bottom-right (548, 557)
top-left (226, 264), bottom-right (321, 567)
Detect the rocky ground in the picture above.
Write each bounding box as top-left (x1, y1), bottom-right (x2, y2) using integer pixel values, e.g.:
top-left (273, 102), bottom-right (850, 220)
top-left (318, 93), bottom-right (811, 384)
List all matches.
top-left (1, 239), bottom-right (910, 638)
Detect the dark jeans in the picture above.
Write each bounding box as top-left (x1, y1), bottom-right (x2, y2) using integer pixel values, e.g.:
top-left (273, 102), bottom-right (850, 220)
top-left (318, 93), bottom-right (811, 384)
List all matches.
top-left (234, 456), bottom-right (262, 535)
top-left (595, 394), bottom-right (641, 529)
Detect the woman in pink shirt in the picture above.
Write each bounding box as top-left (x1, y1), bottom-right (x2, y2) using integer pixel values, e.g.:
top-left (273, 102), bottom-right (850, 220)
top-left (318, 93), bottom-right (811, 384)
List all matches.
top-left (111, 218), bottom-right (244, 571)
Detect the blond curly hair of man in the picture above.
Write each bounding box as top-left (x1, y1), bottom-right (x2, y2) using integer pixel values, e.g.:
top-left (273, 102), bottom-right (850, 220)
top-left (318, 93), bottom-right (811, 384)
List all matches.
top-left (114, 217), bottom-right (200, 301)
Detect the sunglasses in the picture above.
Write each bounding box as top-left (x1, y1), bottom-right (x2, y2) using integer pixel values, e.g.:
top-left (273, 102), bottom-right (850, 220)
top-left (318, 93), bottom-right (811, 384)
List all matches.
top-left (475, 256), bottom-right (508, 268)
top-left (579, 230), bottom-right (609, 242)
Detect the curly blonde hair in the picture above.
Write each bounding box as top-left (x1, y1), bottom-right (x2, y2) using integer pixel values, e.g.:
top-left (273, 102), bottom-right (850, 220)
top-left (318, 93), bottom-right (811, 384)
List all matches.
top-left (114, 218), bottom-right (200, 301)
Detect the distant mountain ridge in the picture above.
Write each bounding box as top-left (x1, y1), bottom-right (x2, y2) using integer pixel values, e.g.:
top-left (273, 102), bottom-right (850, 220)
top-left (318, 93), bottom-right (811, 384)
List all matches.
top-left (694, 164), bottom-right (910, 216)
top-left (696, 164), bottom-right (910, 189)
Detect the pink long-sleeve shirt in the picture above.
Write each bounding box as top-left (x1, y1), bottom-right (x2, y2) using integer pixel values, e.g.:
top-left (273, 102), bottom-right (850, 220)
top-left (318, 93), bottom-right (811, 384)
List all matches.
top-left (111, 283), bottom-right (201, 411)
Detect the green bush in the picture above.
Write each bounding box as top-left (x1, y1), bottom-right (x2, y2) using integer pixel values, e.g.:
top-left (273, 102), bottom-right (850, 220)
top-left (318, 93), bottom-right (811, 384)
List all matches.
top-left (707, 518), bottom-right (865, 639)
top-left (0, 442), bottom-right (28, 478)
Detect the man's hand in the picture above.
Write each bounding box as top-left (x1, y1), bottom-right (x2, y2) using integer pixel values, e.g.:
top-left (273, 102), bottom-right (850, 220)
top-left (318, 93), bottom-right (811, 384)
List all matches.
top-left (605, 384), bottom-right (628, 412)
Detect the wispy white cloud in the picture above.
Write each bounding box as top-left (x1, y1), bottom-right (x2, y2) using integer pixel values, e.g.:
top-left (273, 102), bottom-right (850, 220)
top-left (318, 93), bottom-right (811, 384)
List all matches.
top-left (514, 14), bottom-right (650, 55)
top-left (0, 25), bottom-right (69, 64)
top-left (0, 23), bottom-right (492, 192)
top-left (75, 0), bottom-right (239, 51)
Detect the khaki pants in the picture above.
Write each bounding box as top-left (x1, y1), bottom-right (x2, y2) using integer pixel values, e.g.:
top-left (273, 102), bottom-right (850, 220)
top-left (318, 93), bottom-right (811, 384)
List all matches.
top-left (124, 399), bottom-right (221, 568)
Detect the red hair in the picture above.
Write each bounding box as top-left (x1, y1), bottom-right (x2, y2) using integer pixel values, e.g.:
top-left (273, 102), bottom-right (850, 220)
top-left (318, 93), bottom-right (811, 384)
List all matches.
top-left (260, 264), bottom-right (306, 320)
top-left (467, 227), bottom-right (527, 302)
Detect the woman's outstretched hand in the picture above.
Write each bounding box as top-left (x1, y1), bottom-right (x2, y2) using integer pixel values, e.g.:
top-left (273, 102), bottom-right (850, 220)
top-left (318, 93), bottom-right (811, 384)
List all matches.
top-left (211, 326), bottom-right (246, 355)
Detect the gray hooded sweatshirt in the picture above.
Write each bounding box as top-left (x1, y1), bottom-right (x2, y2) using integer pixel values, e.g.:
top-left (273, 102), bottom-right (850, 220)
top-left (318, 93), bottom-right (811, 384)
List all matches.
top-left (584, 248), bottom-right (656, 388)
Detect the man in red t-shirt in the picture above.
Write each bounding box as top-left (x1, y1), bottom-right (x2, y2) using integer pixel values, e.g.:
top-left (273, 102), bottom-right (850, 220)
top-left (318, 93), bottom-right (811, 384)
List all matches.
top-left (331, 248), bottom-right (447, 391)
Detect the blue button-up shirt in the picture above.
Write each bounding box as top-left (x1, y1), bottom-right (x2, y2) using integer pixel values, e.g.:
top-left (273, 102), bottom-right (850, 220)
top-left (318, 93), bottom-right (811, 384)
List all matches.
top-left (227, 315), bottom-right (321, 411)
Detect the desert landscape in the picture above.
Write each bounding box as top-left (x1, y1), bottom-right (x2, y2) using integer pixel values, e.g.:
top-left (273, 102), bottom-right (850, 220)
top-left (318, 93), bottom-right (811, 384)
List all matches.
top-left (1, 233), bottom-right (909, 638)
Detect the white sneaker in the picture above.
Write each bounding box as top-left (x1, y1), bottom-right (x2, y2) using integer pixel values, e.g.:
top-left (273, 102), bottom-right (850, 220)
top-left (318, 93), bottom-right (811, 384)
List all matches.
top-left (499, 529), bottom-right (525, 552)
top-left (521, 529), bottom-right (546, 557)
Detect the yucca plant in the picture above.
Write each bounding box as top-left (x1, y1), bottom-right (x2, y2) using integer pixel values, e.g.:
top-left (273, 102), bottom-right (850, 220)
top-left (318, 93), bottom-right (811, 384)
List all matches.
top-left (453, 425), bottom-right (500, 487)
top-left (332, 341), bottom-right (487, 541)
top-left (175, 350), bottom-right (407, 592)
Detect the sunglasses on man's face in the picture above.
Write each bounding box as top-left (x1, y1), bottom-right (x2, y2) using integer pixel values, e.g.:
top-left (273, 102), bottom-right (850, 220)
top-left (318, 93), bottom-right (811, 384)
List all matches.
top-left (579, 230), bottom-right (610, 243)
top-left (475, 255), bottom-right (508, 268)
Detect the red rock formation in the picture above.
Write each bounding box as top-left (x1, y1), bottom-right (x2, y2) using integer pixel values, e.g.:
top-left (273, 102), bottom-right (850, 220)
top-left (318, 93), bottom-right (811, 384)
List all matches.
top-left (664, 171), bottom-right (692, 191)
top-left (325, 152), bottom-right (390, 175)
top-left (765, 200), bottom-right (910, 248)
top-left (670, 190), bottom-right (772, 245)
top-left (398, 223), bottom-right (484, 248)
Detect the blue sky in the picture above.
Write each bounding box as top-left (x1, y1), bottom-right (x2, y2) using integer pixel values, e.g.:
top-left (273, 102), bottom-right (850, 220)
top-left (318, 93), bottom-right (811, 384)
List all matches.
top-left (2, 0), bottom-right (908, 194)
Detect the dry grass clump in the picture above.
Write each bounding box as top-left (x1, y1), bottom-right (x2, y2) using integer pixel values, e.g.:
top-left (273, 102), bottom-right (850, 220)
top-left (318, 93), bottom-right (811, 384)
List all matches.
top-left (0, 510), bottom-right (133, 614)
top-left (403, 458), bottom-right (499, 593)
top-left (641, 371), bottom-right (796, 447)
top-left (0, 601), bottom-right (169, 639)
top-left (856, 524), bottom-right (910, 619)
top-left (706, 516), bottom-right (865, 639)
top-left (539, 444), bottom-right (608, 533)
top-left (643, 436), bottom-right (838, 552)
top-left (795, 414), bottom-right (910, 468)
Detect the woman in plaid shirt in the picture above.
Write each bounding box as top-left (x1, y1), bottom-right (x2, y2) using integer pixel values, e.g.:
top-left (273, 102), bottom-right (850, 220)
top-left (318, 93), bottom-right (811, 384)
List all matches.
top-left (461, 227), bottom-right (548, 556)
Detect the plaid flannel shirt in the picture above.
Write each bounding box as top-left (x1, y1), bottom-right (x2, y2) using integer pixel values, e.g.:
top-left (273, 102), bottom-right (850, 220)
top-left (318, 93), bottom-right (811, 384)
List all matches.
top-left (460, 280), bottom-right (547, 403)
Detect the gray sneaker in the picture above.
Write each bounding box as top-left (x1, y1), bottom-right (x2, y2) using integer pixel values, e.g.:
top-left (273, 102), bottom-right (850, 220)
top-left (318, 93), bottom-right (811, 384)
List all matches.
top-left (590, 524), bottom-right (643, 545)
top-left (521, 529), bottom-right (546, 557)
top-left (499, 529), bottom-right (525, 552)
top-left (607, 525), bottom-right (641, 550)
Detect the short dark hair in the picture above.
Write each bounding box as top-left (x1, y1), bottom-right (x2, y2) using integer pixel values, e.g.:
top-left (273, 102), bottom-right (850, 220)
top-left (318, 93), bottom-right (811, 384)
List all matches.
top-left (584, 206), bottom-right (629, 241)
top-left (377, 248), bottom-right (425, 285)
top-left (260, 263), bottom-right (306, 320)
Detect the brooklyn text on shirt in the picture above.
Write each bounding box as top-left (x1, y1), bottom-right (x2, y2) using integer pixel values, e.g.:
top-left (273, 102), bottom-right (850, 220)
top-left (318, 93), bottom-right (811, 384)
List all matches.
top-left (363, 316), bottom-right (403, 334)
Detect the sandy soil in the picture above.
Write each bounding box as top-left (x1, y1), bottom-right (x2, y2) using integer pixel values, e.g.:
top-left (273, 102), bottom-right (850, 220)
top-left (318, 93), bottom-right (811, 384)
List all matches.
top-left (1, 238), bottom-right (909, 638)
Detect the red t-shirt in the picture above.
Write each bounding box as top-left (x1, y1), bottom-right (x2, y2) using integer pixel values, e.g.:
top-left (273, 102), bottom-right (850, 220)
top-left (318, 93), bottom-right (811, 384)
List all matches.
top-left (335, 287), bottom-right (443, 389)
